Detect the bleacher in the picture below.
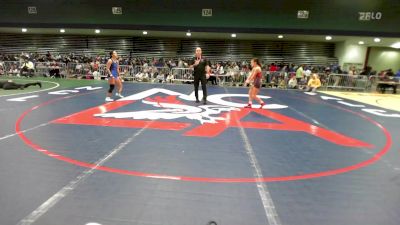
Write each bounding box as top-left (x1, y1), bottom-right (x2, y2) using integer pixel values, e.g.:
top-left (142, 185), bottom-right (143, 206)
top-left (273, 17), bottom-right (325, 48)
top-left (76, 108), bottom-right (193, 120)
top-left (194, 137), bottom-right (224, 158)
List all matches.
top-left (2, 33), bottom-right (371, 91)
top-left (0, 33), bottom-right (338, 65)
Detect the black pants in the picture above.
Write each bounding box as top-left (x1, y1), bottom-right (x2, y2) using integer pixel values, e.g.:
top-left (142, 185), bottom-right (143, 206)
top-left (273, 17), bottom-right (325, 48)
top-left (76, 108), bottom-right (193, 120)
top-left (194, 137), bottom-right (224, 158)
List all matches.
top-left (20, 67), bottom-right (34, 77)
top-left (50, 69), bottom-right (60, 78)
top-left (377, 83), bottom-right (397, 94)
top-left (2, 82), bottom-right (39, 90)
top-left (208, 76), bottom-right (217, 85)
top-left (194, 75), bottom-right (207, 100)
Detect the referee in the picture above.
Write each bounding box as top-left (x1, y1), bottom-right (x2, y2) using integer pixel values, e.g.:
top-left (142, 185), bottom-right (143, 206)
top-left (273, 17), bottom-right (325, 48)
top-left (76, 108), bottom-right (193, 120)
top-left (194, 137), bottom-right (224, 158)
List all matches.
top-left (190, 47), bottom-right (211, 104)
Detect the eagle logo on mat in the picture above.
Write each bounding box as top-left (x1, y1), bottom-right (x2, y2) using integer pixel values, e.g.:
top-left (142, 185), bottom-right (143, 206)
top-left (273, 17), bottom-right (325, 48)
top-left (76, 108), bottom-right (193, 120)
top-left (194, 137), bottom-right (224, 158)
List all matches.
top-left (94, 97), bottom-right (240, 124)
top-left (92, 88), bottom-right (287, 124)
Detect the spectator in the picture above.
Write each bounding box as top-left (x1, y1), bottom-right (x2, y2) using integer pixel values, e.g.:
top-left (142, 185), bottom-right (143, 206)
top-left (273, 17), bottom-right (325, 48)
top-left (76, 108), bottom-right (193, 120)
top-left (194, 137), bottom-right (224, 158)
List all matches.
top-left (386, 69), bottom-right (394, 77)
top-left (304, 67), bottom-right (312, 78)
top-left (288, 76), bottom-right (298, 89)
top-left (269, 63), bottom-right (278, 72)
top-left (208, 72), bottom-right (218, 85)
top-left (0, 64), bottom-right (4, 76)
top-left (289, 64), bottom-right (297, 72)
top-left (296, 64), bottom-right (305, 83)
top-left (360, 66), bottom-right (372, 76)
top-left (49, 62), bottom-right (61, 78)
top-left (348, 66), bottom-right (357, 76)
top-left (166, 73), bottom-right (174, 83)
top-left (305, 74), bottom-right (321, 92)
top-left (278, 78), bottom-right (286, 89)
top-left (46, 51), bottom-right (53, 61)
top-left (377, 70), bottom-right (397, 94)
top-left (92, 69), bottom-right (101, 80)
top-left (216, 62), bottom-right (224, 75)
top-left (20, 59), bottom-right (35, 77)
top-left (394, 69), bottom-right (400, 82)
top-left (347, 66), bottom-right (358, 87)
top-left (155, 73), bottom-right (164, 83)
top-left (268, 76), bottom-right (278, 88)
top-left (8, 64), bottom-right (19, 76)
top-left (177, 59), bottom-right (184, 68)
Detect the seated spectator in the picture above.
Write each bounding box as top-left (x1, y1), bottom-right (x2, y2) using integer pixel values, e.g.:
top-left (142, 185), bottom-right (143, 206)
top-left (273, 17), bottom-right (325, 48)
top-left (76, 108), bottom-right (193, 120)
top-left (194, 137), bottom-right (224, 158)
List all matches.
top-left (49, 62), bottom-right (61, 78)
top-left (394, 69), bottom-right (400, 82)
top-left (278, 78), bottom-right (286, 89)
top-left (0, 65), bottom-right (4, 76)
top-left (166, 73), bottom-right (174, 83)
top-left (135, 72), bottom-right (149, 82)
top-left (208, 72), bottom-right (218, 85)
top-left (386, 69), bottom-right (394, 77)
top-left (298, 76), bottom-right (308, 89)
top-left (59, 70), bottom-right (67, 79)
top-left (20, 60), bottom-right (35, 77)
top-left (85, 71), bottom-right (94, 79)
top-left (8, 65), bottom-right (19, 76)
top-left (155, 73), bottom-right (164, 83)
top-left (216, 62), bottom-right (225, 83)
top-left (75, 63), bottom-right (83, 72)
top-left (304, 68), bottom-right (312, 79)
top-left (395, 69), bottom-right (400, 78)
top-left (305, 74), bottom-right (321, 92)
top-left (92, 69), bottom-right (101, 80)
top-left (268, 76), bottom-right (278, 88)
top-left (377, 70), bottom-right (397, 94)
top-left (288, 76), bottom-right (298, 89)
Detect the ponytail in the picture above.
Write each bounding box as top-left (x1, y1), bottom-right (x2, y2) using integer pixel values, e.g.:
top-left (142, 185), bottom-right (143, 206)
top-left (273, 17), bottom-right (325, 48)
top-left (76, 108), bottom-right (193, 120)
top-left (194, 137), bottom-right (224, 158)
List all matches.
top-left (109, 50), bottom-right (115, 58)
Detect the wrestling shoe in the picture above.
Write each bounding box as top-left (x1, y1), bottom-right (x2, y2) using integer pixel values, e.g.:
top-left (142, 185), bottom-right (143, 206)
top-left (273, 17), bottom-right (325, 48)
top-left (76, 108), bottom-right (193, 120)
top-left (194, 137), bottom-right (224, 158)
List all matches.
top-left (116, 93), bottom-right (124, 98)
top-left (244, 104), bottom-right (252, 108)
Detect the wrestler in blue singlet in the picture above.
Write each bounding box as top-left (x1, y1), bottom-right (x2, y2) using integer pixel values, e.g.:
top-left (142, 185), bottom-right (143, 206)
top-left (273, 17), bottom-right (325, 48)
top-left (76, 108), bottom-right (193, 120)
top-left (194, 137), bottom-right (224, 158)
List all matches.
top-left (109, 60), bottom-right (118, 78)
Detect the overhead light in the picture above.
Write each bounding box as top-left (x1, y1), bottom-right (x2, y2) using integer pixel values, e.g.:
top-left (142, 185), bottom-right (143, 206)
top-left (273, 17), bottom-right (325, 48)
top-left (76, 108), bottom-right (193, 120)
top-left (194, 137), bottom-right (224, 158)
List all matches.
top-left (142, 31), bottom-right (148, 35)
top-left (60, 29), bottom-right (65, 33)
top-left (278, 35), bottom-right (284, 39)
top-left (95, 29), bottom-right (101, 34)
top-left (358, 41), bottom-right (364, 45)
top-left (231, 33), bottom-right (237, 38)
top-left (391, 42), bottom-right (400, 49)
top-left (186, 32), bottom-right (191, 37)
top-left (22, 28), bottom-right (27, 32)
top-left (325, 36), bottom-right (332, 40)
top-left (374, 38), bottom-right (381, 43)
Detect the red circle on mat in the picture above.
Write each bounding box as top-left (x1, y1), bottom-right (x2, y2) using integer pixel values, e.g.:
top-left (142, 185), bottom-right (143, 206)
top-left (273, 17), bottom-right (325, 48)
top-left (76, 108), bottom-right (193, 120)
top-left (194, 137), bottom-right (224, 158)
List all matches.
top-left (15, 94), bottom-right (392, 183)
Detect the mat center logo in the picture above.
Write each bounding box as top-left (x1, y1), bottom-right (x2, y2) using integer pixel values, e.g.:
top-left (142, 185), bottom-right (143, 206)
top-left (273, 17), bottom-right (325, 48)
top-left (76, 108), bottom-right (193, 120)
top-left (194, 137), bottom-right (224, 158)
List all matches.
top-left (96, 100), bottom-right (239, 124)
top-left (53, 88), bottom-right (372, 148)
top-left (94, 88), bottom-right (288, 124)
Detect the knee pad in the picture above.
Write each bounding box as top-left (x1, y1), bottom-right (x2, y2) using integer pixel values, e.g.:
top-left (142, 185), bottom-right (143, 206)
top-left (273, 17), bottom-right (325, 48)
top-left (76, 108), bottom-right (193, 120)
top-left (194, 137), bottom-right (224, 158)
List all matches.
top-left (108, 84), bottom-right (115, 93)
